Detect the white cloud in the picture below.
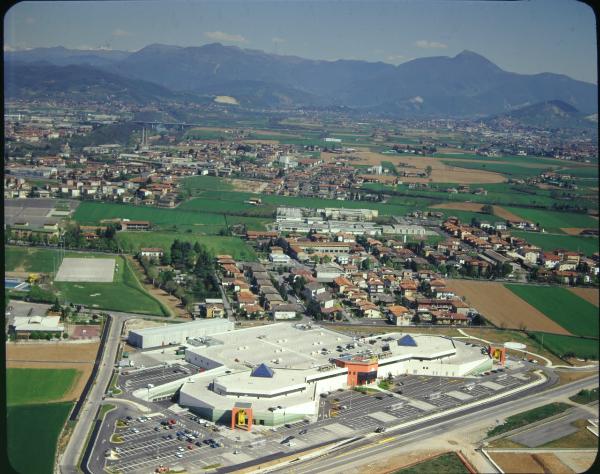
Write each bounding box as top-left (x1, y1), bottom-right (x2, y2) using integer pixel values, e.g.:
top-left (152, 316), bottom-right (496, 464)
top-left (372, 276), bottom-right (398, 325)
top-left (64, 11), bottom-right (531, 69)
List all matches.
top-left (415, 40), bottom-right (447, 49)
top-left (25, 17), bottom-right (35, 25)
top-left (272, 37), bottom-right (286, 44)
top-left (204, 31), bottom-right (247, 43)
top-left (386, 54), bottom-right (406, 62)
top-left (409, 96), bottom-right (424, 104)
top-left (112, 29), bottom-right (132, 38)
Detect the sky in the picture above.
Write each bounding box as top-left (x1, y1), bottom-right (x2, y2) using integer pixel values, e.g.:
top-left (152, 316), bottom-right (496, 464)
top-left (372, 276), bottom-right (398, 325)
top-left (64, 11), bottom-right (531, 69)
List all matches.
top-left (4, 0), bottom-right (597, 84)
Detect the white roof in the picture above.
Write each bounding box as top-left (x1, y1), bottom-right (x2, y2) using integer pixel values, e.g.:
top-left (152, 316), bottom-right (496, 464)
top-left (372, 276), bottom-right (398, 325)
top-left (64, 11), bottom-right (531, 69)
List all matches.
top-left (12, 315), bottom-right (64, 331)
top-left (130, 319), bottom-right (232, 337)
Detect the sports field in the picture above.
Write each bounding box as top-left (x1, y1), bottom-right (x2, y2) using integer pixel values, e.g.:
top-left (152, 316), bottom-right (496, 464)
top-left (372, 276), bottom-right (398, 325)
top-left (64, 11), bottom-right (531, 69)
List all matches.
top-left (54, 256), bottom-right (168, 315)
top-left (506, 285), bottom-right (599, 337)
top-left (7, 368), bottom-right (80, 405)
top-left (55, 257), bottom-right (116, 282)
top-left (8, 402), bottom-right (74, 474)
top-left (116, 232), bottom-right (258, 260)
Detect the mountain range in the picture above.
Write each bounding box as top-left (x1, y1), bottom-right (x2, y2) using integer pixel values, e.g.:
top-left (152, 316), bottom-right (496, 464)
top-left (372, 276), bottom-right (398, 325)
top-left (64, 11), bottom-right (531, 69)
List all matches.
top-left (5, 43), bottom-right (598, 120)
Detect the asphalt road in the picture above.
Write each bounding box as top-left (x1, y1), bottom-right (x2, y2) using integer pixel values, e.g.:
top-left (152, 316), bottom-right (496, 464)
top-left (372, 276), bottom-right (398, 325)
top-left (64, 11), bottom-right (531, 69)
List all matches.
top-left (268, 374), bottom-right (599, 474)
top-left (59, 313), bottom-right (127, 473)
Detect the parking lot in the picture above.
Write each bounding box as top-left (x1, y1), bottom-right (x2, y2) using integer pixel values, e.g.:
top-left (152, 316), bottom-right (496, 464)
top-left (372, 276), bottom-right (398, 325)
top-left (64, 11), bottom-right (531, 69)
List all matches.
top-left (121, 363), bottom-right (198, 392)
top-left (101, 357), bottom-right (538, 473)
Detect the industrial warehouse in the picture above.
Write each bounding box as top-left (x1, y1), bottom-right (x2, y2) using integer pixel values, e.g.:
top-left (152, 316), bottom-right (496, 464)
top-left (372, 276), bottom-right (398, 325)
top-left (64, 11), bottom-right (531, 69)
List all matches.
top-left (130, 322), bottom-right (493, 430)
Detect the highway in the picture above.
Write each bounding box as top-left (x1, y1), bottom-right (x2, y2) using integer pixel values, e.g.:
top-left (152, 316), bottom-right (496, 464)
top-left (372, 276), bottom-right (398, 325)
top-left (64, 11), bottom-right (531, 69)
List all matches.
top-left (267, 374), bottom-right (598, 474)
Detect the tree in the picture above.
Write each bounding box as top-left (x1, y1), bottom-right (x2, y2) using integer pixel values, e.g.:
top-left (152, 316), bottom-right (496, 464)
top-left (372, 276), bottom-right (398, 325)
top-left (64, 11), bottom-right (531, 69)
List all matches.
top-left (425, 165), bottom-right (433, 177)
top-left (165, 281), bottom-right (177, 294)
top-left (481, 204), bottom-right (494, 215)
top-left (50, 298), bottom-right (62, 313)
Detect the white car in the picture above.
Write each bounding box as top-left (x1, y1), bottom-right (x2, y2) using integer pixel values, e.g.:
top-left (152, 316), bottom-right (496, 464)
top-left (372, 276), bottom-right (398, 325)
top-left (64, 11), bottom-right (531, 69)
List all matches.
top-left (175, 453), bottom-right (183, 458)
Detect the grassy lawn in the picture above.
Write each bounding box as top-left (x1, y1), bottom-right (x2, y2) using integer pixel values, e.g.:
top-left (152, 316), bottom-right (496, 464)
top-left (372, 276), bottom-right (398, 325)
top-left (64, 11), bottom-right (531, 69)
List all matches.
top-left (394, 453), bottom-right (469, 474)
top-left (506, 285), bottom-right (599, 337)
top-left (116, 232), bottom-right (258, 260)
top-left (504, 207), bottom-right (599, 233)
top-left (569, 388), bottom-right (599, 404)
top-left (528, 332), bottom-right (599, 360)
top-left (7, 368), bottom-right (79, 405)
top-left (180, 175), bottom-right (234, 192)
top-left (4, 246), bottom-right (63, 273)
top-left (7, 402), bottom-right (74, 474)
top-left (511, 230), bottom-right (598, 256)
top-left (54, 256), bottom-right (168, 315)
top-left (487, 402), bottom-right (571, 437)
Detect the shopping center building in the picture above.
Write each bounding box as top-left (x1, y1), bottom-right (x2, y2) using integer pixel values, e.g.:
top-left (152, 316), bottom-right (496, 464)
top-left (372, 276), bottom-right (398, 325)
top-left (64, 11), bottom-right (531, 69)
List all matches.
top-left (168, 323), bottom-right (492, 430)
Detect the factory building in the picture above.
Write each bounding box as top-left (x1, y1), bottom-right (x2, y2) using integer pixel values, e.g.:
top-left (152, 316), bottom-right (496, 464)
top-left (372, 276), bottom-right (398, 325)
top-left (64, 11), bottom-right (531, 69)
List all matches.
top-left (127, 319), bottom-right (233, 349)
top-left (171, 323), bottom-right (492, 430)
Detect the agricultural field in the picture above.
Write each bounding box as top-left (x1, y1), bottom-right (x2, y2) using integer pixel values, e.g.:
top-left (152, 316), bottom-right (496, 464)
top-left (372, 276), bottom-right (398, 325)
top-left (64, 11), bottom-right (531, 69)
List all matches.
top-left (506, 284), bottom-right (599, 337)
top-left (568, 287), bottom-right (599, 307)
top-left (528, 332), bottom-right (598, 360)
top-left (53, 255), bottom-right (168, 315)
top-left (116, 232), bottom-right (258, 260)
top-left (7, 368), bottom-right (80, 405)
top-left (504, 207), bottom-right (598, 233)
top-left (444, 280), bottom-right (569, 334)
top-left (511, 230), bottom-right (599, 256)
top-left (7, 402), bottom-right (74, 474)
top-left (6, 342), bottom-right (99, 400)
top-left (323, 150), bottom-right (505, 184)
top-left (489, 451), bottom-right (579, 474)
top-left (441, 160), bottom-right (555, 178)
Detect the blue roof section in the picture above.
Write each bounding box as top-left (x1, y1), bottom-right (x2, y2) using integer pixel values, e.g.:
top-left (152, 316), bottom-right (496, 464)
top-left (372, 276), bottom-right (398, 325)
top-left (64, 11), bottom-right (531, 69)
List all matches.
top-left (251, 363), bottom-right (275, 378)
top-left (398, 334), bottom-right (417, 347)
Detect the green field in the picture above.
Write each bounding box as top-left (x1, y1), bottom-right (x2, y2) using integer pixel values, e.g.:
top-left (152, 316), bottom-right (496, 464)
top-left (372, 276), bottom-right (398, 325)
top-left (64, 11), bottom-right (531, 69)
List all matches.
top-left (442, 160), bottom-right (556, 178)
top-left (7, 368), bottom-right (79, 405)
top-left (506, 285), bottom-right (598, 337)
top-left (487, 402), bottom-right (571, 437)
top-left (511, 230), bottom-right (599, 256)
top-left (4, 246), bottom-right (62, 273)
top-left (528, 332), bottom-right (599, 360)
top-left (8, 402), bottom-right (74, 474)
top-left (116, 232), bottom-right (258, 260)
top-left (394, 453), bottom-right (469, 474)
top-left (54, 255), bottom-right (168, 315)
top-left (180, 175), bottom-right (235, 193)
top-left (504, 207), bottom-right (598, 233)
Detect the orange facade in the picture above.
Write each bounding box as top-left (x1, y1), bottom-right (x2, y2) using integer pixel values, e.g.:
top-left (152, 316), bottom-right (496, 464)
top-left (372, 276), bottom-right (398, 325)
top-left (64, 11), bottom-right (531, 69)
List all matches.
top-left (335, 359), bottom-right (379, 386)
top-left (488, 346), bottom-right (506, 366)
top-left (231, 406), bottom-right (253, 431)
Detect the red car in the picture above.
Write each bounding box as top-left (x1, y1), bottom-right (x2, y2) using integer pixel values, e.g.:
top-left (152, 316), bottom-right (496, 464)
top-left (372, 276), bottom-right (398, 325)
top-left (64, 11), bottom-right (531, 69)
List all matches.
top-left (187, 445), bottom-right (193, 450)
top-left (168, 419), bottom-right (177, 425)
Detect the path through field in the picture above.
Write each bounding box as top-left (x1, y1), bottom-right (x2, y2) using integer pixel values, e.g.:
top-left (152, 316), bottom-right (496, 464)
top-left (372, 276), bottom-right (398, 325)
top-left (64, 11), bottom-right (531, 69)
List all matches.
top-left (444, 280), bottom-right (571, 334)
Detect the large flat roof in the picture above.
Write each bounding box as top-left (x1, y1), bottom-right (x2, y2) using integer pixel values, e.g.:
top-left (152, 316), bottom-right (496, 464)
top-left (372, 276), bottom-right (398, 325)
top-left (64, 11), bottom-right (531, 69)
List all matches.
top-left (130, 319), bottom-right (232, 337)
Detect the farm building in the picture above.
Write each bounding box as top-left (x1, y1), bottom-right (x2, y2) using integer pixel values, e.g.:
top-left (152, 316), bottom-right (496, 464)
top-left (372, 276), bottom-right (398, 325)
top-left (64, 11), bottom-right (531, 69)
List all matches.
top-left (127, 319), bottom-right (233, 349)
top-left (10, 315), bottom-right (64, 337)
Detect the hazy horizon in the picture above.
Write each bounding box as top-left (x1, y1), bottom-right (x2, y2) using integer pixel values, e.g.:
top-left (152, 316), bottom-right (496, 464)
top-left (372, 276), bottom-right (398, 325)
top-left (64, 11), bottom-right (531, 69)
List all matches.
top-left (4, 0), bottom-right (597, 84)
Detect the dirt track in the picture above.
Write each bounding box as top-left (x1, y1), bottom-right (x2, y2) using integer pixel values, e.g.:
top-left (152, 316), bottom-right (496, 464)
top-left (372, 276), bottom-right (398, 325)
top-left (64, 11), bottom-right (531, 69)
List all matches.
top-left (560, 228), bottom-right (589, 235)
top-left (323, 150), bottom-right (505, 184)
top-left (6, 342), bottom-right (99, 402)
top-left (445, 280), bottom-right (570, 334)
top-left (568, 287), bottom-right (599, 307)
